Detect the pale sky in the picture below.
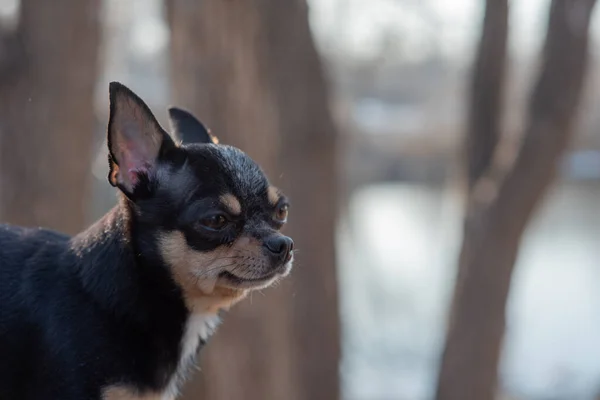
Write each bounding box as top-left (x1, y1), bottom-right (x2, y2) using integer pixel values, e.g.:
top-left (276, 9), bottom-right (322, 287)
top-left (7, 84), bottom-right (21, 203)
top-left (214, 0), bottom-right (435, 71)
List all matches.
top-left (308, 0), bottom-right (600, 64)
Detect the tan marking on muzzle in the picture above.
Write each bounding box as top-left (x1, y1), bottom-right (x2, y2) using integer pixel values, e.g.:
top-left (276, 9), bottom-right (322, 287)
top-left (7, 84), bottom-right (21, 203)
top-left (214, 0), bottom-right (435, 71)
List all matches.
top-left (159, 231), bottom-right (267, 312)
top-left (219, 193), bottom-right (242, 216)
top-left (102, 386), bottom-right (164, 400)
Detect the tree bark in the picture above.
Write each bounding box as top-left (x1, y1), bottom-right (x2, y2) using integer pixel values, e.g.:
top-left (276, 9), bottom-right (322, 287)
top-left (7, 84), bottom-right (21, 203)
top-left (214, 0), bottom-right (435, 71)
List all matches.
top-left (0, 0), bottom-right (100, 234)
top-left (258, 2), bottom-right (340, 398)
top-left (435, 1), bottom-right (597, 400)
top-left (168, 1), bottom-right (340, 399)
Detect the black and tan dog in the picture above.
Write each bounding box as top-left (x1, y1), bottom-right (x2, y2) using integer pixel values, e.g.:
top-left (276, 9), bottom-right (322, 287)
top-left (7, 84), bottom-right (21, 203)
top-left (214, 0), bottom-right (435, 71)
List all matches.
top-left (0, 82), bottom-right (294, 400)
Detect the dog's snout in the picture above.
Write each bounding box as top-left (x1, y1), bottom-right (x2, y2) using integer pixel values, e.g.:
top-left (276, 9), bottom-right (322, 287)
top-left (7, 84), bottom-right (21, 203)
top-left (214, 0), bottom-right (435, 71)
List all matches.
top-left (264, 236), bottom-right (294, 261)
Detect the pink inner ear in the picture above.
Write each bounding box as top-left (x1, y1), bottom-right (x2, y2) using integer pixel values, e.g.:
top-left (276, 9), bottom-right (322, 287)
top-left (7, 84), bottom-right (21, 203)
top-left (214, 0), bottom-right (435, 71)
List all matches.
top-left (119, 140), bottom-right (155, 188)
top-left (126, 165), bottom-right (150, 187)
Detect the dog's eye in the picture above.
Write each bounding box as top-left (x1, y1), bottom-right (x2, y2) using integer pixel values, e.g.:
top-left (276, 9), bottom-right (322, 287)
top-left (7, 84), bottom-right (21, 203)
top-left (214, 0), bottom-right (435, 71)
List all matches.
top-left (200, 214), bottom-right (228, 231)
top-left (275, 204), bottom-right (289, 223)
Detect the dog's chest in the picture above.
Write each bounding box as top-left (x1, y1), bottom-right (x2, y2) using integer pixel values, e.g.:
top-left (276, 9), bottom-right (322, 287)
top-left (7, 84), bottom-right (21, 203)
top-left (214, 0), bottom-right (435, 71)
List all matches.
top-left (102, 314), bottom-right (220, 400)
top-left (161, 313), bottom-right (220, 399)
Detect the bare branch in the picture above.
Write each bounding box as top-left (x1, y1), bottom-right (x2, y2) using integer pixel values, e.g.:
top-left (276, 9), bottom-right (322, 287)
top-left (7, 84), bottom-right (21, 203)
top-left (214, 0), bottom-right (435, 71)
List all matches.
top-left (494, 0), bottom-right (597, 226)
top-left (465, 0), bottom-right (509, 190)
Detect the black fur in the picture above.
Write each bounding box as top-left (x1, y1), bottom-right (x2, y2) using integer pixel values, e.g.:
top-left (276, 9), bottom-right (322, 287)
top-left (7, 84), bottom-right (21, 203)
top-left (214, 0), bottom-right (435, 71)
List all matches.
top-left (168, 107), bottom-right (215, 145)
top-left (0, 82), bottom-right (292, 399)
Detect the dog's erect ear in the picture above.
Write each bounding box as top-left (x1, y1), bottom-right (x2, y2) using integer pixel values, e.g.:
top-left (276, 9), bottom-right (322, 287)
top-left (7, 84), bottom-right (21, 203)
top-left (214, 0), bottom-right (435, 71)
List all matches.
top-left (107, 82), bottom-right (174, 193)
top-left (168, 107), bottom-right (219, 145)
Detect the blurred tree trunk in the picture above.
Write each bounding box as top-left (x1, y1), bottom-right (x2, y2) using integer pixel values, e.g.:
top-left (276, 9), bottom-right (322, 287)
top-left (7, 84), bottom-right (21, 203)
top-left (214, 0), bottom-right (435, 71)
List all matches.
top-left (435, 1), bottom-right (597, 400)
top-left (168, 1), bottom-right (339, 400)
top-left (0, 0), bottom-right (100, 234)
top-left (260, 2), bottom-right (340, 398)
top-left (169, 2), bottom-right (294, 399)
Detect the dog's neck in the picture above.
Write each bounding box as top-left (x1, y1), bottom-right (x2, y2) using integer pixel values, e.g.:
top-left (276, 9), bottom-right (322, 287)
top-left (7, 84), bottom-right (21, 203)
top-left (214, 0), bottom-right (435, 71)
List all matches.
top-left (71, 202), bottom-right (225, 397)
top-left (70, 202), bottom-right (188, 323)
top-left (71, 199), bottom-right (244, 316)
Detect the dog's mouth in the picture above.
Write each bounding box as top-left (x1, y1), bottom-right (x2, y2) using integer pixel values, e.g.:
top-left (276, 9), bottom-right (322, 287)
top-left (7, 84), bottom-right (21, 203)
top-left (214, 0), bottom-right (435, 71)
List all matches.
top-left (217, 260), bottom-right (292, 289)
top-left (219, 270), bottom-right (277, 284)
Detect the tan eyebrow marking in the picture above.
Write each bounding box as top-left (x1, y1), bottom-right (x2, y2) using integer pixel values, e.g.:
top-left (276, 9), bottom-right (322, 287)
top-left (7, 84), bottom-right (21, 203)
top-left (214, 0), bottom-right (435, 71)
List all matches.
top-left (267, 186), bottom-right (280, 206)
top-left (220, 193), bottom-right (242, 215)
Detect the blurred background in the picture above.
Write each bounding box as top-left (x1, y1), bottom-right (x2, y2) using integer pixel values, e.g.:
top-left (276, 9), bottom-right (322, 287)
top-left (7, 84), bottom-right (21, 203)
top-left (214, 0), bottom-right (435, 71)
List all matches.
top-left (0, 0), bottom-right (599, 399)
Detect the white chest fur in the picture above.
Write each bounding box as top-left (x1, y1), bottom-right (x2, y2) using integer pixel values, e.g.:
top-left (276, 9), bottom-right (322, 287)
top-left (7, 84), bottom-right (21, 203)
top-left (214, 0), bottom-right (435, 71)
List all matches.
top-left (102, 313), bottom-right (221, 400)
top-left (161, 313), bottom-right (221, 400)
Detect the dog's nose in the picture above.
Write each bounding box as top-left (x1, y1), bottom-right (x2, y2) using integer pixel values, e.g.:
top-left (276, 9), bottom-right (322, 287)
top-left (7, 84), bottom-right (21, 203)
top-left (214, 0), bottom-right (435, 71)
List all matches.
top-left (264, 235), bottom-right (294, 261)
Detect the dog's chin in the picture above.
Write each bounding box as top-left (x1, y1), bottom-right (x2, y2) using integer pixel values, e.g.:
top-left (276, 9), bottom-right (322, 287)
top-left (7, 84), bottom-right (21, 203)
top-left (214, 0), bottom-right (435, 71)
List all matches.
top-left (217, 261), bottom-right (293, 290)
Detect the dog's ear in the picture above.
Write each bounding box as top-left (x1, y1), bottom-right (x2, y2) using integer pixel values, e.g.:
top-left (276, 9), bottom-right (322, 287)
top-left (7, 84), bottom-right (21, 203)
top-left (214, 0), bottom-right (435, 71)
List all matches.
top-left (168, 107), bottom-right (219, 145)
top-left (107, 82), bottom-right (175, 194)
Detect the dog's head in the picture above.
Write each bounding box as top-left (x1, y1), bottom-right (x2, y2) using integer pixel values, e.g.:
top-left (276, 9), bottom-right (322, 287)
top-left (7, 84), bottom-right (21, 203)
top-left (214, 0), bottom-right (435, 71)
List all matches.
top-left (106, 82), bottom-right (293, 312)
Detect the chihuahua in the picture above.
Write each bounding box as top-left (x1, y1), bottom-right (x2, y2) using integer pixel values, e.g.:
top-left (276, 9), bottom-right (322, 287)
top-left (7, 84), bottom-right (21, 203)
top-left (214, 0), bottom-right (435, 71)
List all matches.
top-left (0, 82), bottom-right (294, 400)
